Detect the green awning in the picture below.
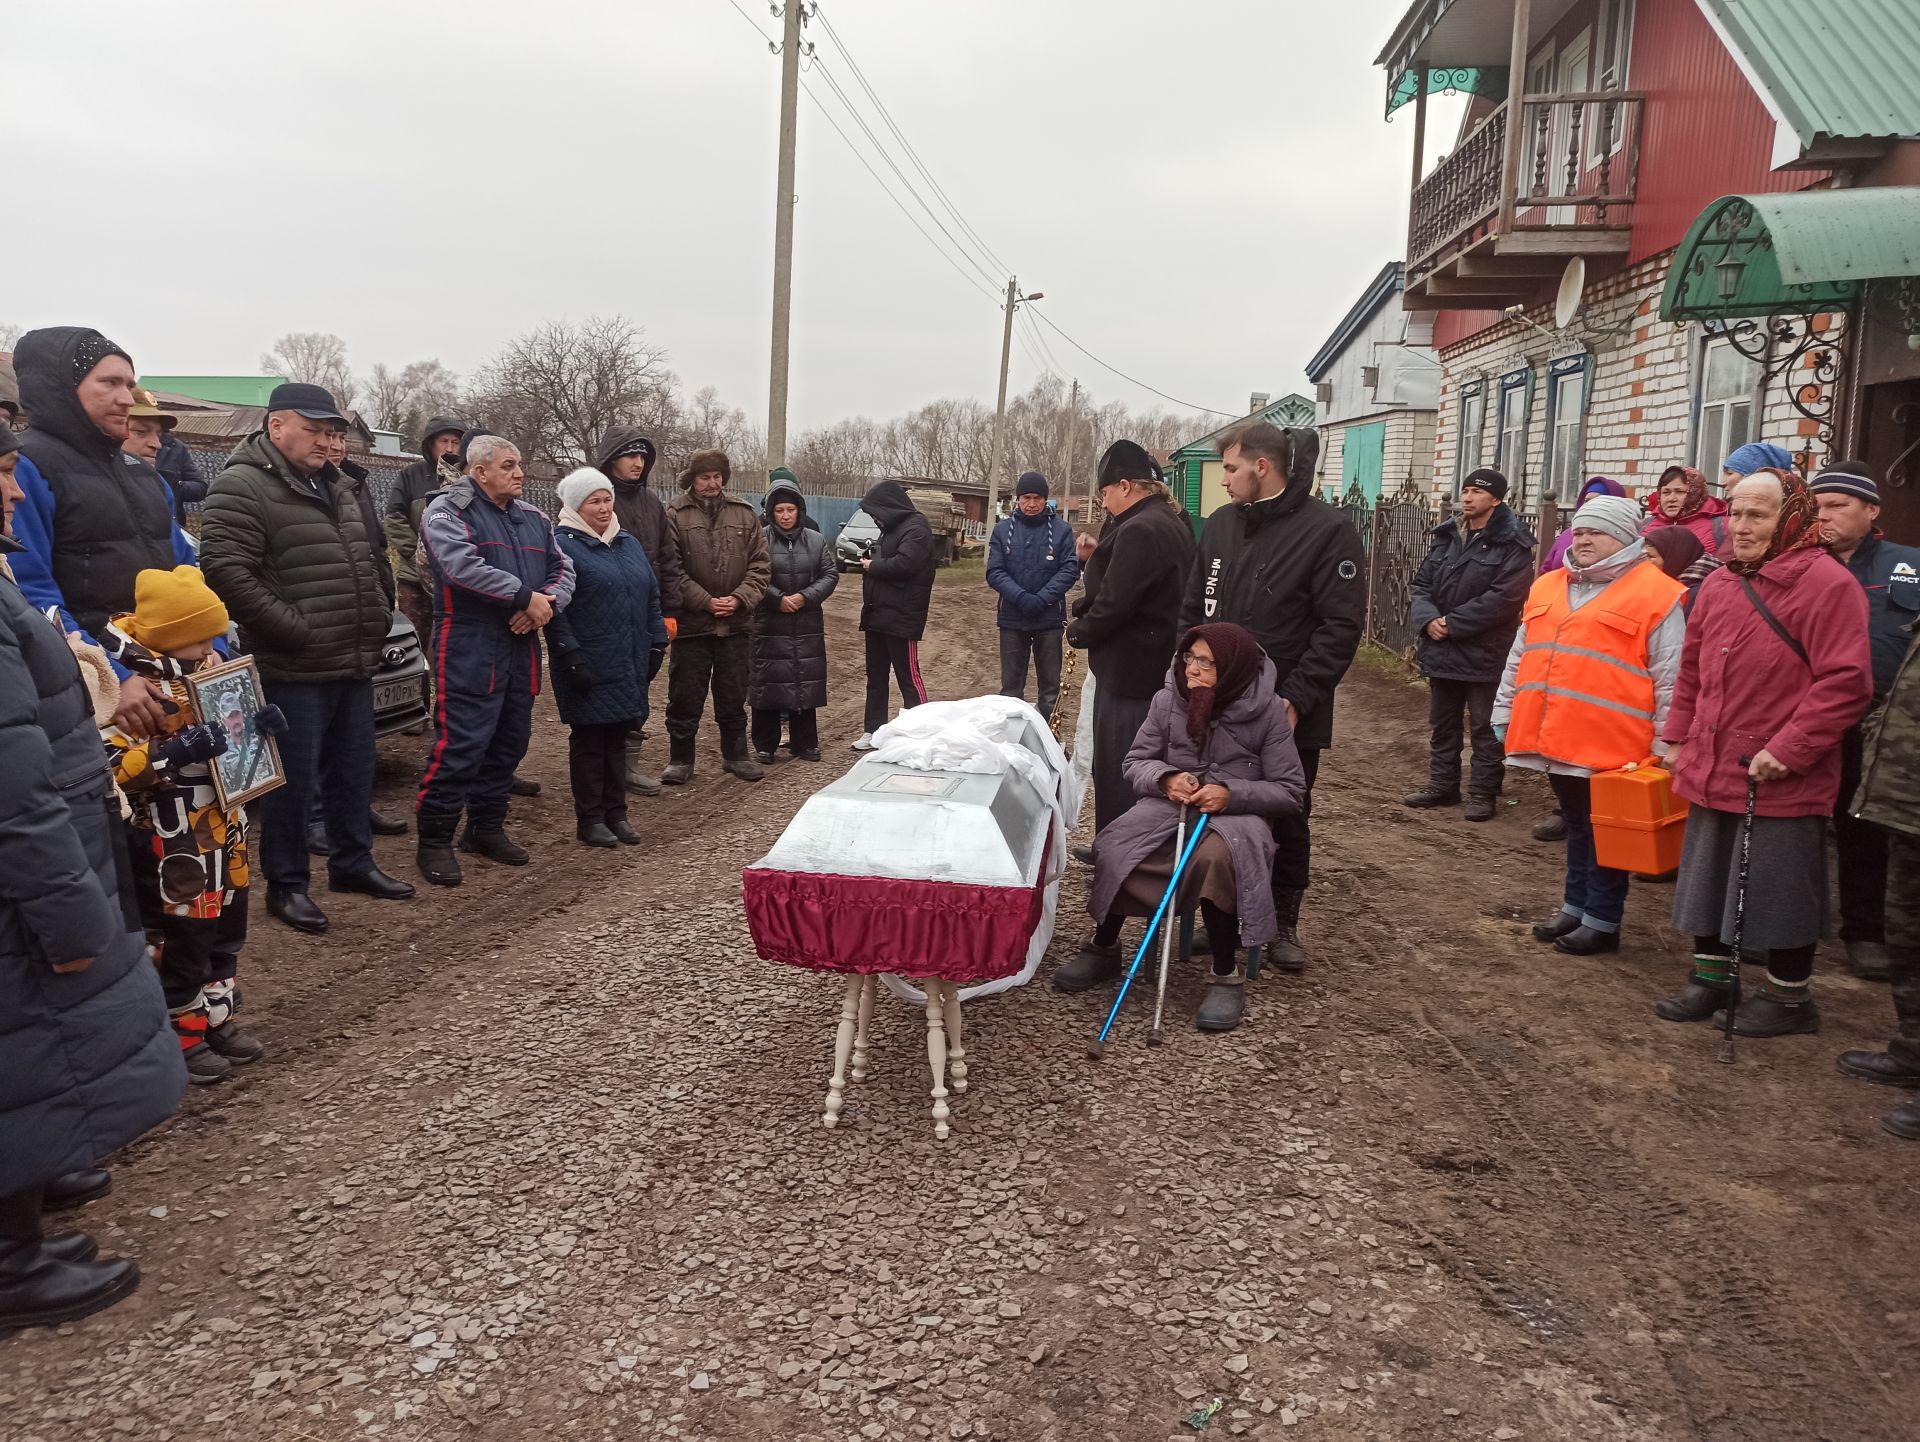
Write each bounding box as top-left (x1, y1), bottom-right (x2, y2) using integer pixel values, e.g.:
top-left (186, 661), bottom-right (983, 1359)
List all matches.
top-left (1385, 65), bottom-right (1508, 118)
top-left (1660, 188), bottom-right (1920, 321)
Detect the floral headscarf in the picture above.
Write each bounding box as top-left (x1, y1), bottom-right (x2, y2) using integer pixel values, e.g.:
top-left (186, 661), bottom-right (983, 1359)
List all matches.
top-left (1725, 467), bottom-right (1826, 576)
top-left (1650, 465), bottom-right (1710, 521)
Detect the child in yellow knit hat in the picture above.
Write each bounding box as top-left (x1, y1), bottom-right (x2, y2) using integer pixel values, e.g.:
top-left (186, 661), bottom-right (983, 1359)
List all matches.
top-left (103, 567), bottom-right (288, 1084)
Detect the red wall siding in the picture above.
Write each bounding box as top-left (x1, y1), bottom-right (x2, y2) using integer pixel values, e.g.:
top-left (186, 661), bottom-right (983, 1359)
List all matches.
top-left (1627, 0), bottom-right (1818, 261)
top-left (1434, 309), bottom-right (1506, 349)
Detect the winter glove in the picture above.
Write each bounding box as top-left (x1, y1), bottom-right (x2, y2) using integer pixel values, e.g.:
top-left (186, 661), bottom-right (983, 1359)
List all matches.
top-left (156, 723), bottom-right (228, 770)
top-left (1015, 591), bottom-right (1046, 619)
top-left (560, 651), bottom-right (596, 689)
top-left (254, 704), bottom-right (289, 738)
top-left (647, 645), bottom-right (667, 683)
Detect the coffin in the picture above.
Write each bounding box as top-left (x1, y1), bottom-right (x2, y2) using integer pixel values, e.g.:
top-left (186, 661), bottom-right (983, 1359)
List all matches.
top-left (743, 700), bottom-right (1074, 988)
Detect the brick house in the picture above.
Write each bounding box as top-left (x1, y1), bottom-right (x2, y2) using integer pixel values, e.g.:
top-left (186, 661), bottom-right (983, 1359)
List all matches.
top-left (1373, 0), bottom-right (1920, 542)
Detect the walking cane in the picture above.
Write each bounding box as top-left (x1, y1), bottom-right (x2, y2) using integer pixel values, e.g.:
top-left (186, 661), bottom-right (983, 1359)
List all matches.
top-left (1087, 814), bottom-right (1211, 1061)
top-left (1720, 765), bottom-right (1760, 1065)
top-left (1145, 801), bottom-right (1189, 1049)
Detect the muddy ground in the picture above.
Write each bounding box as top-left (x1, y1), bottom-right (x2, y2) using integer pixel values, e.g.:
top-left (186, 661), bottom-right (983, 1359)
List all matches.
top-left (4, 577), bottom-right (1915, 1442)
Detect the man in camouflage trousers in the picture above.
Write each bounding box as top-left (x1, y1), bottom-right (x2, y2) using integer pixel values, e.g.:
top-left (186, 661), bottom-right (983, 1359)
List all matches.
top-left (1836, 622), bottom-right (1920, 1139)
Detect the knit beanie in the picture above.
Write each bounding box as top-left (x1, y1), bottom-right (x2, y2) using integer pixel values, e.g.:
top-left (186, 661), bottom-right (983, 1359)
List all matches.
top-left (1461, 468), bottom-right (1508, 501)
top-left (123, 566), bottom-right (229, 653)
top-left (1569, 494), bottom-right (1642, 548)
top-left (557, 466), bottom-right (615, 514)
top-left (1808, 459), bottom-right (1879, 505)
top-left (1016, 470), bottom-right (1048, 499)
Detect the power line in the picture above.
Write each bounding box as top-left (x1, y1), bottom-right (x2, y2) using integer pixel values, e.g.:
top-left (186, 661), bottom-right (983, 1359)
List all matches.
top-left (1028, 309), bottom-right (1235, 417)
top-left (811, 3), bottom-right (1015, 279)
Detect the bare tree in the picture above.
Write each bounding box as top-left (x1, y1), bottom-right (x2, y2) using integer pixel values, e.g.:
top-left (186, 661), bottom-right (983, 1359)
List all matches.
top-left (466, 316), bottom-right (677, 468)
top-left (261, 332), bottom-right (357, 409)
top-left (365, 359), bottom-right (462, 445)
top-left (0, 322), bottom-right (22, 351)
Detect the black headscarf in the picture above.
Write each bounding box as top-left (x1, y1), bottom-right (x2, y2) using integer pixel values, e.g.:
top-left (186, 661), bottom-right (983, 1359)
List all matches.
top-left (1172, 622), bottom-right (1264, 746)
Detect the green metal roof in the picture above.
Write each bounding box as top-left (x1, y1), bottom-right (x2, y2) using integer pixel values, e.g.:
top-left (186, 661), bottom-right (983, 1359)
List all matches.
top-left (139, 375), bottom-right (288, 407)
top-left (1659, 188), bottom-right (1920, 322)
top-left (1694, 1), bottom-right (1920, 148)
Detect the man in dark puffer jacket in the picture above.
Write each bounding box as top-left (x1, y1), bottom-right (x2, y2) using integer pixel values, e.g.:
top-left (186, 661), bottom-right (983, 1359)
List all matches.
top-left (853, 478), bottom-right (936, 749)
top-left (0, 492), bottom-right (186, 1330)
top-left (200, 384), bottom-right (414, 937)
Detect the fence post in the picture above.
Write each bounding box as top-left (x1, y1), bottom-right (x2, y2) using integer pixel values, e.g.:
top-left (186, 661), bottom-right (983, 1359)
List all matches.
top-left (1365, 501), bottom-right (1383, 647)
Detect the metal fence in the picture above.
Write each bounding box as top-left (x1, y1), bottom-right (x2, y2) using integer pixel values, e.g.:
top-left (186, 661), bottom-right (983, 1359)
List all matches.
top-left (1339, 481), bottom-right (1562, 660)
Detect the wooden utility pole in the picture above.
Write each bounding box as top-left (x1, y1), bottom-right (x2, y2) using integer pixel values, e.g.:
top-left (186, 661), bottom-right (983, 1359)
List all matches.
top-left (986, 276), bottom-right (1018, 521)
top-left (766, 0), bottom-right (805, 471)
top-left (1061, 378), bottom-right (1080, 520)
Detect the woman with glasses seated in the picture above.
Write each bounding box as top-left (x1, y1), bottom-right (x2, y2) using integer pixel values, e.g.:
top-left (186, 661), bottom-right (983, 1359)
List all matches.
top-left (1051, 622), bottom-right (1306, 1033)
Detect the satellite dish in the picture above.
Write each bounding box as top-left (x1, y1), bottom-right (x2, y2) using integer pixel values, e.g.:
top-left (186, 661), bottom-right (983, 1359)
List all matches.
top-left (1554, 257), bottom-right (1587, 329)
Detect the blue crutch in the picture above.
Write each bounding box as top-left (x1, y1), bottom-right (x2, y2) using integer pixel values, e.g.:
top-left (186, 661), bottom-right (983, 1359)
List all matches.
top-left (1086, 813), bottom-right (1211, 1060)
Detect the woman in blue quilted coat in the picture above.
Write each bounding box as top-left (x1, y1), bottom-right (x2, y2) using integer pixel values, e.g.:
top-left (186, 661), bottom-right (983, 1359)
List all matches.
top-left (548, 469), bottom-right (669, 847)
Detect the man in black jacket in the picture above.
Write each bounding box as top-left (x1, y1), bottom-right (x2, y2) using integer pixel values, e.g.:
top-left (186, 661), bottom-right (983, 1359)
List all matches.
top-left (853, 479), bottom-right (936, 749)
top-left (383, 416), bottom-right (465, 657)
top-left (1405, 469), bottom-right (1535, 821)
top-left (1065, 441), bottom-right (1195, 840)
top-left (1179, 422), bottom-right (1364, 971)
top-left (595, 425), bottom-right (685, 796)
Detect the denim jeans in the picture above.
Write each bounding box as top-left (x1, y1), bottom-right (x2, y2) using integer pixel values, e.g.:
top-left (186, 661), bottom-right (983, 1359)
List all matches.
top-left (1549, 772), bottom-right (1630, 931)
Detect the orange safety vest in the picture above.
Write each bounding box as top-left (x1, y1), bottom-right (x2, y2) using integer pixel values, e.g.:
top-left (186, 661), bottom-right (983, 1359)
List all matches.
top-left (1507, 559), bottom-right (1684, 772)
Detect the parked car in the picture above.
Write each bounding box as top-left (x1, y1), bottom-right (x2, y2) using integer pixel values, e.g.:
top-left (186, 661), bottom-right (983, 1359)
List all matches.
top-left (372, 613), bottom-right (430, 737)
top-left (835, 508), bottom-right (882, 572)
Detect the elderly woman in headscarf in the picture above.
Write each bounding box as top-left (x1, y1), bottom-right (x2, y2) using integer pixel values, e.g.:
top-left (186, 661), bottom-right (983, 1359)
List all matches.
top-left (1539, 476), bottom-right (1627, 574)
top-left (548, 468), bottom-right (669, 848)
top-left (1642, 526), bottom-right (1722, 603)
top-left (1053, 622), bottom-right (1305, 1033)
top-left (1655, 467), bottom-right (1873, 1036)
top-left (1641, 464), bottom-right (1732, 558)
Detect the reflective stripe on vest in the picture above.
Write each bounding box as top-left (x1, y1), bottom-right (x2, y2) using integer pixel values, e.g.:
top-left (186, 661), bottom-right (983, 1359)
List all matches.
top-left (1506, 559), bottom-right (1684, 772)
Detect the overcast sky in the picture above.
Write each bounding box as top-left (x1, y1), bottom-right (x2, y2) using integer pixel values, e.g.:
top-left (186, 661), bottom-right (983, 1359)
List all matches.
top-left (11, 0), bottom-right (1458, 431)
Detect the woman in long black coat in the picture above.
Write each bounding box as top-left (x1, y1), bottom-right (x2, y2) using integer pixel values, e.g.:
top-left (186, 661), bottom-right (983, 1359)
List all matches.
top-left (750, 478), bottom-right (837, 761)
top-left (549, 469), bottom-right (669, 848)
top-left (0, 453), bottom-right (186, 1328)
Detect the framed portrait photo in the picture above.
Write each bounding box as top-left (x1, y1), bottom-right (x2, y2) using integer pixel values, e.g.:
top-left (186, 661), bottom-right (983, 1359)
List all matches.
top-left (186, 655), bottom-right (286, 810)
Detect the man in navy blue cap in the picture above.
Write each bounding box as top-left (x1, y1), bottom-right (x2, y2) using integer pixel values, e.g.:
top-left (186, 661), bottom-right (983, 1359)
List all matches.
top-left (200, 383), bottom-right (415, 936)
top-left (1814, 459), bottom-right (1920, 980)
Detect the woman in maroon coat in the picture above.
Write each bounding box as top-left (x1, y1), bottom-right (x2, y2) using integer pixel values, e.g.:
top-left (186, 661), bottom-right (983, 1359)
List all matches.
top-left (1053, 623), bottom-right (1305, 1033)
top-left (1655, 468), bottom-right (1874, 1036)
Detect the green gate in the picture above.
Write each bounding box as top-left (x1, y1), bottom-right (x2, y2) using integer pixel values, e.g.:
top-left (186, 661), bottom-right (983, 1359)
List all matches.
top-left (1342, 421), bottom-right (1386, 503)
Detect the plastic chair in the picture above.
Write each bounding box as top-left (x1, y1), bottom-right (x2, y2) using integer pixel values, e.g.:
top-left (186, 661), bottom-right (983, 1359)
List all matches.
top-left (1176, 911), bottom-right (1265, 980)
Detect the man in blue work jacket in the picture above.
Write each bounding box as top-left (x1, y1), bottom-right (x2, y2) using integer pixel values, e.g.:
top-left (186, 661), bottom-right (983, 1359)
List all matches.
top-left (1814, 459), bottom-right (1920, 981)
top-left (986, 470), bottom-right (1080, 719)
top-left (415, 435), bottom-right (575, 887)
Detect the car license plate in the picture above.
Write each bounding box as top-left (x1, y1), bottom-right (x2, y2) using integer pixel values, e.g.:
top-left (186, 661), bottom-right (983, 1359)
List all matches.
top-left (374, 677), bottom-right (423, 712)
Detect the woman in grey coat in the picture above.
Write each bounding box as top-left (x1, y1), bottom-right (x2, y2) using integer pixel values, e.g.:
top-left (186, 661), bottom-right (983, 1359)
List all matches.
top-left (0, 495), bottom-right (186, 1328)
top-left (749, 478), bottom-right (837, 762)
top-left (1054, 622), bottom-right (1306, 1033)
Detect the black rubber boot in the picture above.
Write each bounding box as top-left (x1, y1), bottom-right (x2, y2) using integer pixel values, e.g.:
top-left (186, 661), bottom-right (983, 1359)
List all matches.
top-left (1712, 991), bottom-right (1820, 1037)
top-left (1403, 787), bottom-right (1461, 809)
top-left (1267, 890), bottom-right (1309, 972)
top-left (1532, 912), bottom-right (1581, 944)
top-left (660, 736), bottom-right (696, 787)
top-left (721, 725), bottom-right (765, 782)
top-left (461, 814), bottom-right (529, 866)
top-left (623, 738), bottom-right (663, 797)
top-left (0, 1186), bottom-right (139, 1333)
top-left (415, 812), bottom-right (463, 887)
top-left (1052, 938), bottom-right (1123, 992)
top-left (1654, 977), bottom-right (1728, 1023)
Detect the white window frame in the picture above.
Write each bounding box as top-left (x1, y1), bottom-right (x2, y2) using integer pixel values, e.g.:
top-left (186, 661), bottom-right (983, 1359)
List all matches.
top-left (1543, 354), bottom-right (1591, 505)
top-left (1588, 0), bottom-right (1636, 165)
top-left (1455, 379), bottom-right (1487, 495)
top-left (1690, 326), bottom-right (1764, 480)
top-left (1494, 367), bottom-right (1533, 499)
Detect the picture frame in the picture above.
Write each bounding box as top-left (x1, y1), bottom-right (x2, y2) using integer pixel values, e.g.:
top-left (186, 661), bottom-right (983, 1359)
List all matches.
top-left (184, 655), bottom-right (286, 810)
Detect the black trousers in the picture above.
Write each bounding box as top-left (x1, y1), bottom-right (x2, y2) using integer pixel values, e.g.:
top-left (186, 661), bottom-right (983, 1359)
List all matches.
top-left (863, 632), bottom-right (927, 733)
top-left (133, 862), bottom-right (249, 1011)
top-left (1271, 748), bottom-right (1321, 896)
top-left (1885, 831), bottom-right (1920, 1069)
top-left (666, 633), bottom-right (750, 742)
top-left (568, 721), bottom-right (634, 825)
top-left (999, 628), bottom-right (1064, 718)
top-left (751, 707), bottom-right (819, 755)
top-left (262, 679), bottom-right (376, 890)
top-left (1091, 687), bottom-right (1154, 834)
top-left (1834, 724), bottom-right (1889, 942)
top-left (1427, 677), bottom-right (1503, 798)
top-left (418, 680), bottom-right (535, 826)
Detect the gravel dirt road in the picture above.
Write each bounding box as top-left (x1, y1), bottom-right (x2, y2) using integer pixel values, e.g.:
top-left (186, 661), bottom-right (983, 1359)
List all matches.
top-left (5, 577), bottom-right (1915, 1442)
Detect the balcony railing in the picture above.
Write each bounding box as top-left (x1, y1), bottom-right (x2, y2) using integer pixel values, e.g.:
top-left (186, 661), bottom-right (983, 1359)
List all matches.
top-left (1409, 91), bottom-right (1643, 271)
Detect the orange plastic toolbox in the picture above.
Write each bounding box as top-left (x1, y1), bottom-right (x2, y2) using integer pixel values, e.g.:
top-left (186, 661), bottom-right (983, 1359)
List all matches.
top-left (1589, 760), bottom-right (1689, 874)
